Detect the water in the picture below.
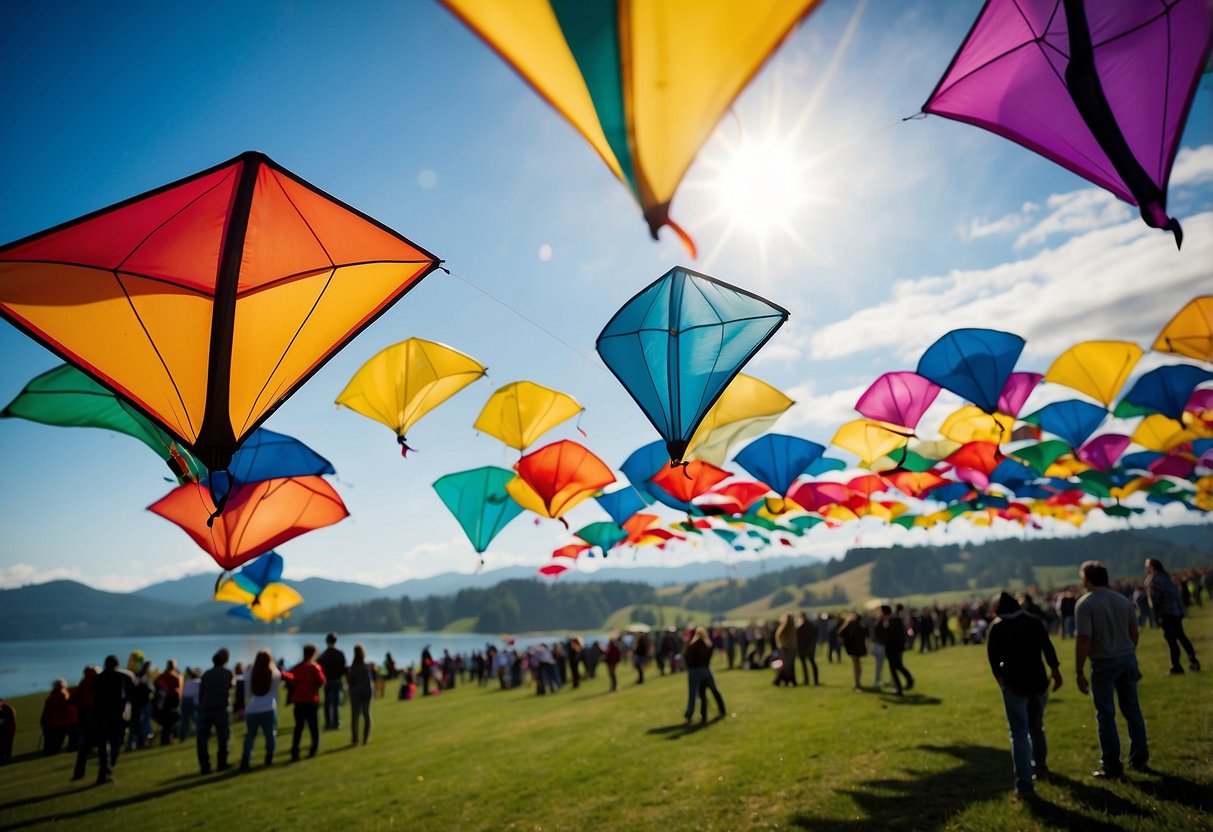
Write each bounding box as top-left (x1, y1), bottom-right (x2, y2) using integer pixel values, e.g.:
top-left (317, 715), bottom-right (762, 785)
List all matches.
top-left (0, 631), bottom-right (605, 697)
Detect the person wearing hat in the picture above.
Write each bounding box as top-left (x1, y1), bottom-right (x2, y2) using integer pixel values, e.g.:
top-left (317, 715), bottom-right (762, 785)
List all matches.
top-left (987, 591), bottom-right (1062, 800)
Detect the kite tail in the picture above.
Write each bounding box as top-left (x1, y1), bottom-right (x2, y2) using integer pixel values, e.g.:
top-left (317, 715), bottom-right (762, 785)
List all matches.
top-left (558, 517), bottom-right (570, 531)
top-left (398, 435), bottom-right (414, 458)
top-left (664, 218), bottom-right (698, 260)
top-left (1164, 218), bottom-right (1183, 250)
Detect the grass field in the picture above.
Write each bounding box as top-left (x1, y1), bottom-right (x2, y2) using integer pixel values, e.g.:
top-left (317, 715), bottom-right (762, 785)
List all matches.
top-left (1, 609), bottom-right (1210, 831)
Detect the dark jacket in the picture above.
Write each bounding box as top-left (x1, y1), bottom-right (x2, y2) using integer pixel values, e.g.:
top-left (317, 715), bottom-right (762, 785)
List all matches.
top-left (318, 647), bottom-right (347, 681)
top-left (684, 639), bottom-right (713, 669)
top-left (199, 666), bottom-right (233, 712)
top-left (987, 597), bottom-right (1059, 696)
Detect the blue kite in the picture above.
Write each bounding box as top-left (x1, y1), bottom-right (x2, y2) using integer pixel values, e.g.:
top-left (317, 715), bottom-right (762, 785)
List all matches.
top-left (597, 266), bottom-right (788, 463)
top-left (916, 329), bottom-right (1025, 414)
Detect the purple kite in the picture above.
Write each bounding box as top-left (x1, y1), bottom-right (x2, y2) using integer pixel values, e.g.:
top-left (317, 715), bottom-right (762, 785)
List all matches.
top-left (997, 372), bottom-right (1042, 418)
top-left (924, 0), bottom-right (1213, 247)
top-left (855, 372), bottom-right (941, 429)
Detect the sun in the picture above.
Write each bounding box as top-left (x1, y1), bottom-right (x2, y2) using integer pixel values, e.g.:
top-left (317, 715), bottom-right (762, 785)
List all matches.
top-left (712, 136), bottom-right (810, 237)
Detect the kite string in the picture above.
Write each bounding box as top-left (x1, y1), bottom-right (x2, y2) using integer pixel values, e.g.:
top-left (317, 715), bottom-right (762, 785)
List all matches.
top-left (439, 267), bottom-right (606, 373)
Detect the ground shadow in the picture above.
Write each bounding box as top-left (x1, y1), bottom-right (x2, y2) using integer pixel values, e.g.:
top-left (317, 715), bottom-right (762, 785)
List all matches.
top-left (789, 743), bottom-right (1011, 831)
top-left (1044, 771), bottom-right (1151, 819)
top-left (1131, 769), bottom-right (1213, 812)
top-left (878, 692), bottom-right (943, 706)
top-left (646, 717), bottom-right (723, 741)
top-left (0, 783), bottom-right (94, 812)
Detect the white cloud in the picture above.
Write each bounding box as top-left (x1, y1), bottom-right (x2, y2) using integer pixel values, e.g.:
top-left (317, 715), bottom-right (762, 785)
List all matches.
top-left (960, 202), bottom-right (1039, 241)
top-left (1172, 144), bottom-right (1213, 186)
top-left (780, 382), bottom-right (869, 435)
top-left (1014, 189), bottom-right (1134, 249)
top-left (809, 210), bottom-right (1212, 365)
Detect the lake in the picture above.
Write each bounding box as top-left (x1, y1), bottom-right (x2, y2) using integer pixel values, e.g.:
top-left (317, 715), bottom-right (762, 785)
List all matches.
top-left (0, 630), bottom-right (607, 696)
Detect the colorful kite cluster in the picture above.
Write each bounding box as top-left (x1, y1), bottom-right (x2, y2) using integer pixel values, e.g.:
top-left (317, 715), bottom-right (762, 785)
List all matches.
top-left (527, 295), bottom-right (1212, 576)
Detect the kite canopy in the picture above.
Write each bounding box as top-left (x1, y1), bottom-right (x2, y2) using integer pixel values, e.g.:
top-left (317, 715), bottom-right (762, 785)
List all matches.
top-left (1, 363), bottom-right (205, 481)
top-left (474, 380), bottom-right (584, 452)
top-left (855, 372), bottom-right (941, 430)
top-left (0, 151), bottom-right (440, 472)
top-left (336, 337), bottom-right (485, 455)
top-left (1153, 296), bottom-right (1213, 363)
top-left (440, 0), bottom-right (822, 252)
top-left (597, 267), bottom-right (788, 464)
top-left (924, 0), bottom-right (1213, 245)
top-left (733, 434), bottom-right (825, 497)
top-left (997, 372), bottom-right (1043, 418)
top-left (506, 439), bottom-right (615, 522)
top-left (917, 328), bottom-right (1025, 415)
top-left (1045, 340), bottom-right (1142, 407)
top-left (685, 373), bottom-right (794, 466)
top-left (149, 474), bottom-right (348, 570)
top-left (432, 466), bottom-right (524, 555)
top-left (204, 427), bottom-right (335, 507)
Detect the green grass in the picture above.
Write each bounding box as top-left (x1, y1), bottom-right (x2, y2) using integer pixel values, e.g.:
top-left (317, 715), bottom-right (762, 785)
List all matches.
top-left (2, 609), bottom-right (1210, 831)
top-left (603, 604), bottom-right (716, 631)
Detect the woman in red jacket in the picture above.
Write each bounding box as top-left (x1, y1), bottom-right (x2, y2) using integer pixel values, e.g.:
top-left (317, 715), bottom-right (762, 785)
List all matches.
top-left (288, 644), bottom-right (326, 762)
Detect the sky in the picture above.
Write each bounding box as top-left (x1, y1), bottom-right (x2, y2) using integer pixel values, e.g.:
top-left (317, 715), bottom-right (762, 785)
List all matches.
top-left (1, 1), bottom-right (1210, 593)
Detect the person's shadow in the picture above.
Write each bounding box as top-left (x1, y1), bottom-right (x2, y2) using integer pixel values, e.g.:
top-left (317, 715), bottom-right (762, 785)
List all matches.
top-left (789, 743), bottom-right (1013, 831)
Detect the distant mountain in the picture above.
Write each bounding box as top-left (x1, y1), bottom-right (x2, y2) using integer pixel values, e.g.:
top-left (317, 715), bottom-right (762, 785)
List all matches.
top-left (0, 580), bottom-right (192, 640)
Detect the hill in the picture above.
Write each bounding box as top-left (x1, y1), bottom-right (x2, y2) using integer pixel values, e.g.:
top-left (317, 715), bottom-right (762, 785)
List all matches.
top-left (0, 580), bottom-right (191, 640)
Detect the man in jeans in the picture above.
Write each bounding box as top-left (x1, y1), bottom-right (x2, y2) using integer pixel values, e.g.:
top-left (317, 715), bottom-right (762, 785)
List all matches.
top-left (1075, 560), bottom-right (1149, 779)
top-left (987, 592), bottom-right (1062, 799)
top-left (317, 632), bottom-right (346, 731)
top-left (196, 648), bottom-right (233, 774)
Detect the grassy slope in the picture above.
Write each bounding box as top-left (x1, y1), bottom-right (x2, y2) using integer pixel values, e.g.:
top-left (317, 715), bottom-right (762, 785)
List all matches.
top-left (1, 609), bottom-right (1209, 830)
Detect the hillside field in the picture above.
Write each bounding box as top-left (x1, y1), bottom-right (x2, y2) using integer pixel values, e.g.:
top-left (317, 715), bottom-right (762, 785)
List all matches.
top-left (1, 608), bottom-right (1209, 830)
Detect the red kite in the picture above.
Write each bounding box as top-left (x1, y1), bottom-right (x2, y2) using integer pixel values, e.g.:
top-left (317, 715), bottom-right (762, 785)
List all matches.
top-left (0, 151), bottom-right (439, 473)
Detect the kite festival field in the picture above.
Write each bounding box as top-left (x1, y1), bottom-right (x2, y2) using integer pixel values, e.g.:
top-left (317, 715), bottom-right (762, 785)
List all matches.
top-left (0, 610), bottom-right (1209, 831)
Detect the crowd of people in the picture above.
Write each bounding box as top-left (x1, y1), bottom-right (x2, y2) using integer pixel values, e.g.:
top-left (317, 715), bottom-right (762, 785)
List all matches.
top-left (0, 559), bottom-right (1205, 799)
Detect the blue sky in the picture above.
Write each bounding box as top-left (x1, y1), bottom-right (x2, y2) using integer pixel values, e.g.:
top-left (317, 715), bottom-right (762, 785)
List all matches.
top-left (2, 1), bottom-right (1210, 591)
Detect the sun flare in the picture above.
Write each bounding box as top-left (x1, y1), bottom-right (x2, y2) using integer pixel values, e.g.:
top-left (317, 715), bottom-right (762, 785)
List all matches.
top-left (713, 137), bottom-right (809, 237)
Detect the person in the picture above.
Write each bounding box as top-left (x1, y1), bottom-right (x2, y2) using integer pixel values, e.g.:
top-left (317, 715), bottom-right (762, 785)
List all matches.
top-left (317, 632), bottom-right (347, 730)
top-left (633, 631), bottom-right (651, 684)
top-left (40, 679), bottom-right (76, 754)
top-left (126, 661), bottom-right (153, 750)
top-left (796, 611), bottom-right (819, 686)
top-left (69, 666), bottom-right (97, 781)
top-left (1145, 557), bottom-right (1200, 674)
top-left (88, 655), bottom-right (134, 784)
top-left (197, 648), bottom-right (233, 774)
top-left (605, 636), bottom-right (622, 692)
top-left (289, 643), bottom-right (326, 762)
top-left (773, 613), bottom-right (798, 686)
top-left (879, 605), bottom-right (913, 696)
top-left (1075, 560), bottom-right (1149, 779)
top-left (179, 666), bottom-right (201, 740)
top-left (419, 646), bottom-right (436, 696)
top-left (241, 649), bottom-right (288, 771)
top-left (154, 659), bottom-right (182, 745)
top-left (684, 627), bottom-right (726, 722)
top-left (987, 592), bottom-right (1063, 799)
top-left (231, 661), bottom-right (246, 720)
top-left (0, 699), bottom-right (14, 764)
top-left (837, 612), bottom-right (867, 691)
top-left (347, 644), bottom-right (374, 746)
top-left (567, 636), bottom-right (583, 689)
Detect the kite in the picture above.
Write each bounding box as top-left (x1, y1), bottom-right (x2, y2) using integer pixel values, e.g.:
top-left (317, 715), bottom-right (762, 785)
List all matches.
top-left (1121, 364), bottom-right (1213, 420)
top-left (855, 372), bottom-right (941, 429)
top-left (619, 440), bottom-right (692, 511)
top-left (1, 363), bottom-right (205, 481)
top-left (474, 381), bottom-right (584, 452)
top-left (594, 485), bottom-right (650, 526)
top-left (505, 439), bottom-right (615, 523)
top-left (649, 460), bottom-right (730, 505)
top-left (1153, 296), bottom-right (1213, 363)
top-left (336, 337), bottom-right (486, 456)
top-left (939, 406), bottom-right (1015, 445)
top-left (1076, 433), bottom-right (1131, 472)
top-left (232, 550), bottom-right (285, 595)
top-left (574, 521), bottom-right (629, 556)
top-left (917, 329), bottom-right (1025, 415)
top-left (832, 419), bottom-right (912, 468)
top-left (205, 427), bottom-right (335, 508)
top-left (1045, 340), bottom-right (1142, 407)
top-left (439, 0), bottom-right (822, 253)
top-left (597, 267), bottom-right (788, 464)
top-left (149, 475), bottom-right (348, 570)
top-left (433, 467), bottom-right (525, 558)
top-left (996, 372), bottom-right (1043, 418)
top-left (685, 373), bottom-right (794, 466)
top-left (0, 151), bottom-right (440, 473)
top-left (924, 0), bottom-right (1213, 246)
top-left (1023, 399), bottom-right (1109, 449)
top-left (733, 434), bottom-right (826, 497)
